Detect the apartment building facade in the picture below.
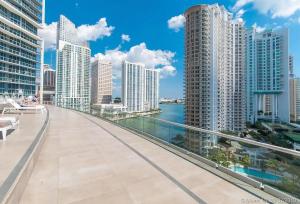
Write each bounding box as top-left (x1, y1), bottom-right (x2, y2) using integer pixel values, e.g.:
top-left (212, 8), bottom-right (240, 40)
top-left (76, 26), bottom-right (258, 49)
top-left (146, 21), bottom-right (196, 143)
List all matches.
top-left (246, 28), bottom-right (289, 123)
top-left (0, 0), bottom-right (44, 96)
top-left (184, 4), bottom-right (246, 132)
top-left (144, 68), bottom-right (159, 111)
top-left (91, 59), bottom-right (112, 105)
top-left (122, 61), bottom-right (159, 112)
top-left (122, 61), bottom-right (145, 112)
top-left (56, 15), bottom-right (91, 112)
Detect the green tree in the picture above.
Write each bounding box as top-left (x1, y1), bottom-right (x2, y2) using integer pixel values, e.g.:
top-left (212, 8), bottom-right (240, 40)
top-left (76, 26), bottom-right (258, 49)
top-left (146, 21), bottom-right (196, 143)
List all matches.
top-left (288, 165), bottom-right (300, 185)
top-left (241, 155), bottom-right (251, 168)
top-left (231, 155), bottom-right (238, 166)
top-left (281, 177), bottom-right (298, 193)
top-left (209, 148), bottom-right (230, 167)
top-left (266, 159), bottom-right (278, 174)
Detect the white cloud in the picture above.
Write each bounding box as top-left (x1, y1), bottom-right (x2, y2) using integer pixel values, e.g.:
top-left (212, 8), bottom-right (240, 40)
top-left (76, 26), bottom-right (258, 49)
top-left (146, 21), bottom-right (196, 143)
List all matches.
top-left (167, 14), bottom-right (186, 32)
top-left (121, 34), bottom-right (131, 42)
top-left (233, 0), bottom-right (253, 11)
top-left (233, 9), bottom-right (246, 23)
top-left (93, 42), bottom-right (177, 79)
top-left (158, 66), bottom-right (177, 78)
top-left (236, 9), bottom-right (246, 19)
top-left (233, 0), bottom-right (300, 18)
top-left (39, 18), bottom-right (114, 50)
top-left (77, 18), bottom-right (114, 42)
top-left (38, 22), bottom-right (57, 50)
top-left (93, 47), bottom-right (127, 79)
top-left (252, 23), bottom-right (266, 32)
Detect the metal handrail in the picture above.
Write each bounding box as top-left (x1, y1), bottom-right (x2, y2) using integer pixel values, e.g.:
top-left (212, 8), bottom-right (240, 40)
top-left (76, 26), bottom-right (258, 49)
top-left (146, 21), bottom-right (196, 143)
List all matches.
top-left (134, 116), bottom-right (300, 157)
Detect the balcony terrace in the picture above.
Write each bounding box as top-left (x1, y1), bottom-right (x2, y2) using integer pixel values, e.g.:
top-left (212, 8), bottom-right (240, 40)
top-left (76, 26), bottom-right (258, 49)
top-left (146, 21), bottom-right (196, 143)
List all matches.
top-left (0, 106), bottom-right (298, 204)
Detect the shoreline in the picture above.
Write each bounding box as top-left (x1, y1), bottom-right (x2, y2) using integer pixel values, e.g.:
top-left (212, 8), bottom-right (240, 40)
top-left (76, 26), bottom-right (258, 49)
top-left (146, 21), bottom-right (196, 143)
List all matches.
top-left (159, 102), bottom-right (184, 105)
top-left (137, 109), bottom-right (162, 116)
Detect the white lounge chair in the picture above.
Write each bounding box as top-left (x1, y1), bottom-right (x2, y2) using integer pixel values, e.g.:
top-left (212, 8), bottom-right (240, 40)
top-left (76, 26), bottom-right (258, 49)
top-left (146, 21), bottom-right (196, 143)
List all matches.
top-left (0, 116), bottom-right (19, 128)
top-left (2, 99), bottom-right (46, 115)
top-left (0, 120), bottom-right (13, 141)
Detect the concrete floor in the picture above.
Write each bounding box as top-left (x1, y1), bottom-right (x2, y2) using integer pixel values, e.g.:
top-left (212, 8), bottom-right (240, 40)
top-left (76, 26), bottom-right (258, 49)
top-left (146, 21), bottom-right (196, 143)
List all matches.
top-left (20, 107), bottom-right (266, 204)
top-left (0, 112), bottom-right (45, 186)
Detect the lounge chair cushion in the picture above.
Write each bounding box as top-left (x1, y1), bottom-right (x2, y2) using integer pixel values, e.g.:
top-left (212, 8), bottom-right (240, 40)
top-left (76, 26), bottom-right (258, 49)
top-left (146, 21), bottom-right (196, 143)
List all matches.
top-left (0, 121), bottom-right (12, 128)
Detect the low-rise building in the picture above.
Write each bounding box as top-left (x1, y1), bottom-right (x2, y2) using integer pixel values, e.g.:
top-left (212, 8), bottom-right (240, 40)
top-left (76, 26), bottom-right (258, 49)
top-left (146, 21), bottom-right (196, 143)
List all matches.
top-left (91, 104), bottom-right (127, 119)
top-left (284, 132), bottom-right (300, 151)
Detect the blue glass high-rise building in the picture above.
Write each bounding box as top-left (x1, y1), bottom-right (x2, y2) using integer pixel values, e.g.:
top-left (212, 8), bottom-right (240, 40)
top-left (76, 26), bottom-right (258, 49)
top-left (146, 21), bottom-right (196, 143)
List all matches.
top-left (0, 0), bottom-right (44, 96)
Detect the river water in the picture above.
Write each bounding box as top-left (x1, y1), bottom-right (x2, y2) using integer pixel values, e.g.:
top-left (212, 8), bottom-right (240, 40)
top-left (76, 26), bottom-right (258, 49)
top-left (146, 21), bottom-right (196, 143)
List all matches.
top-left (152, 104), bottom-right (184, 124)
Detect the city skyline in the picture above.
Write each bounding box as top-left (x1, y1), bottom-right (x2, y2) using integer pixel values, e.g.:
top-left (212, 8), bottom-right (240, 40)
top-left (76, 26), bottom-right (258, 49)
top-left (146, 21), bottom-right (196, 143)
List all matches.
top-left (1, 1), bottom-right (300, 203)
top-left (42, 0), bottom-right (300, 98)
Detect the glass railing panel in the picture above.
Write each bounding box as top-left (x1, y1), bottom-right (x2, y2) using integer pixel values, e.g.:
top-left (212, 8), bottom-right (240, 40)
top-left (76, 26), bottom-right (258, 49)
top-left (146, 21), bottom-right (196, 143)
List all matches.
top-left (143, 116), bottom-right (171, 141)
top-left (169, 124), bottom-right (186, 148)
top-left (118, 116), bottom-right (143, 133)
top-left (262, 150), bottom-right (300, 197)
top-left (92, 108), bottom-right (300, 200)
top-left (141, 116), bottom-right (157, 138)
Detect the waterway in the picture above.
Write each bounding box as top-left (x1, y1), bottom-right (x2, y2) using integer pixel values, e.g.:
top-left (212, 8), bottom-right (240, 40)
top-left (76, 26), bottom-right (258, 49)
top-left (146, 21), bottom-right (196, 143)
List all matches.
top-left (152, 104), bottom-right (184, 124)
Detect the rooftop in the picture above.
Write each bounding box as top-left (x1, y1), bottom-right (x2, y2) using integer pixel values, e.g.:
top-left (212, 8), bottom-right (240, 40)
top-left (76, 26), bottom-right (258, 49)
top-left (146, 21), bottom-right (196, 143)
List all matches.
top-left (0, 112), bottom-right (45, 186)
top-left (284, 132), bottom-right (300, 143)
top-left (0, 106), bottom-right (296, 204)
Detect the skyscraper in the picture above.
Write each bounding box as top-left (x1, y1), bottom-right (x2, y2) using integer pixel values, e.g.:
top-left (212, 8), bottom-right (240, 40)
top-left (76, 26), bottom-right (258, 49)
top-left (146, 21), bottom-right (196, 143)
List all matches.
top-left (246, 28), bottom-right (289, 123)
top-left (233, 21), bottom-right (246, 131)
top-left (122, 61), bottom-right (159, 112)
top-left (122, 61), bottom-right (145, 112)
top-left (0, 0), bottom-right (44, 96)
top-left (56, 15), bottom-right (91, 112)
top-left (144, 68), bottom-right (160, 111)
top-left (91, 59), bottom-right (112, 105)
top-left (184, 4), bottom-right (246, 132)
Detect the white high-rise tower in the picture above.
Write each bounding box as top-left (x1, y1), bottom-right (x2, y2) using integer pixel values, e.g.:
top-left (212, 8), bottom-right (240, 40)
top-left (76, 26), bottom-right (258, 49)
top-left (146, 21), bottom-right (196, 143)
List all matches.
top-left (55, 15), bottom-right (91, 112)
top-left (122, 61), bottom-right (159, 112)
top-left (145, 69), bottom-right (159, 111)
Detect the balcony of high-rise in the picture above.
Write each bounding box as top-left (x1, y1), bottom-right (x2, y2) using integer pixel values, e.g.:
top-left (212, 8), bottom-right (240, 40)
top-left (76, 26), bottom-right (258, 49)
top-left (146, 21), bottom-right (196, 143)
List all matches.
top-left (0, 105), bottom-right (299, 204)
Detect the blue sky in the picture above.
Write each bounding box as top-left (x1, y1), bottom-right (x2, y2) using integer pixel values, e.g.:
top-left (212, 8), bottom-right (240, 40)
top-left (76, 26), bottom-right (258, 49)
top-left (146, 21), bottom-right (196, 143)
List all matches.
top-left (42, 0), bottom-right (300, 98)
